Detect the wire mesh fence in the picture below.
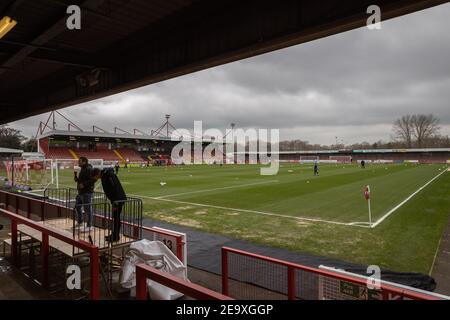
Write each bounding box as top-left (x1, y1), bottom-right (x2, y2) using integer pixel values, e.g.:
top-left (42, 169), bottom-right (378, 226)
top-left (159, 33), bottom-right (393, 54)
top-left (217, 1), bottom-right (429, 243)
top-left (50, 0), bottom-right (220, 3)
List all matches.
top-left (222, 247), bottom-right (449, 300)
top-left (42, 188), bottom-right (142, 256)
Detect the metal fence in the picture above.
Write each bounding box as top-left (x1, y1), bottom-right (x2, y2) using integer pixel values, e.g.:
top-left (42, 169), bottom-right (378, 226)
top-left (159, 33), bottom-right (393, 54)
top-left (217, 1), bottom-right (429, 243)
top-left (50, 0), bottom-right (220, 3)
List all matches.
top-left (42, 188), bottom-right (142, 255)
top-left (221, 247), bottom-right (449, 300)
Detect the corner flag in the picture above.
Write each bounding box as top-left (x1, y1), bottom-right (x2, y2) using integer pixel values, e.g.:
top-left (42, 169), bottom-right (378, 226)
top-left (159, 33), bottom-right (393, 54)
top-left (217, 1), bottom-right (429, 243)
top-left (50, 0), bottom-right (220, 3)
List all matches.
top-left (364, 185), bottom-right (372, 226)
top-left (364, 185), bottom-right (371, 200)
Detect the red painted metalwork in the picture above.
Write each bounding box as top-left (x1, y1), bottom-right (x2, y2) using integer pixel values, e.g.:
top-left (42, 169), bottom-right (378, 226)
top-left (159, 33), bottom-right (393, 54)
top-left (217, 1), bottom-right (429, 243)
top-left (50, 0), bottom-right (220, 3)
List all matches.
top-left (135, 263), bottom-right (233, 300)
top-left (0, 208), bottom-right (100, 300)
top-left (135, 265), bottom-right (147, 300)
top-left (26, 198), bottom-right (31, 219)
top-left (42, 233), bottom-right (49, 288)
top-left (287, 266), bottom-right (296, 300)
top-left (0, 190), bottom-right (186, 262)
top-left (221, 246), bottom-right (446, 300)
top-left (221, 248), bottom-right (228, 296)
top-left (89, 246), bottom-right (100, 300)
top-left (11, 219), bottom-right (17, 266)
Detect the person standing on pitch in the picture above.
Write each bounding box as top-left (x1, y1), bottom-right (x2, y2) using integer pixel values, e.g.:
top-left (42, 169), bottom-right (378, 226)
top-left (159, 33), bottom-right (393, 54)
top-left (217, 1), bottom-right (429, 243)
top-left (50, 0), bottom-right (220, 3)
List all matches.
top-left (92, 167), bottom-right (127, 242)
top-left (313, 161), bottom-right (319, 176)
top-left (74, 157), bottom-right (95, 232)
top-left (114, 161), bottom-right (120, 175)
top-left (361, 160), bottom-right (366, 169)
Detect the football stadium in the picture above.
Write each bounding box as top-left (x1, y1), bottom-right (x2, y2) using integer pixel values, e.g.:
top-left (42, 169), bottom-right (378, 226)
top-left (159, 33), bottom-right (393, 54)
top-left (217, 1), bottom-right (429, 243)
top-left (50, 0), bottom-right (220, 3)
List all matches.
top-left (0, 0), bottom-right (449, 307)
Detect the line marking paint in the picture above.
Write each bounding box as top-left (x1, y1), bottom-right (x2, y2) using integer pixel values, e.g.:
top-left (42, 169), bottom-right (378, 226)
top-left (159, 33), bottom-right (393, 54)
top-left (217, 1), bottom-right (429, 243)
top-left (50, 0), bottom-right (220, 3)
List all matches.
top-left (371, 169), bottom-right (447, 228)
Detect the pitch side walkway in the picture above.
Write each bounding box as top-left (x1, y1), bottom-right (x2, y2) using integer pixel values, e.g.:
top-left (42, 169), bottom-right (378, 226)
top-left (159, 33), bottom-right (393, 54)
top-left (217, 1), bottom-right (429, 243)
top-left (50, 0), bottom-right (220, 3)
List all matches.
top-left (142, 218), bottom-right (444, 295)
top-left (431, 214), bottom-right (450, 295)
top-left (142, 219), bottom-right (362, 273)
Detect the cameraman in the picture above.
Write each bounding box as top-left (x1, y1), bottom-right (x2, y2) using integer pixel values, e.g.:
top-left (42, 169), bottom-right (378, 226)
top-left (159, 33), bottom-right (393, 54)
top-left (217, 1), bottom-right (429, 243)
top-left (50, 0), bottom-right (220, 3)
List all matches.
top-left (92, 167), bottom-right (127, 242)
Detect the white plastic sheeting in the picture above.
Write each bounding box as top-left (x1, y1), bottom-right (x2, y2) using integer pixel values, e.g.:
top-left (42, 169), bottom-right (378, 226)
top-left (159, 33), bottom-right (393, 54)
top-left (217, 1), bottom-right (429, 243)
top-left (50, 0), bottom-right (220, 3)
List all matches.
top-left (120, 239), bottom-right (188, 300)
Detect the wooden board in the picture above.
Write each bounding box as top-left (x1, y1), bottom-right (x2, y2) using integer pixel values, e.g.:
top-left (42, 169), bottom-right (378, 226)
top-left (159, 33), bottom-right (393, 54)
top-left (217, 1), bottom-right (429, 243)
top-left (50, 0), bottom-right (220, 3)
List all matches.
top-left (17, 218), bottom-right (133, 257)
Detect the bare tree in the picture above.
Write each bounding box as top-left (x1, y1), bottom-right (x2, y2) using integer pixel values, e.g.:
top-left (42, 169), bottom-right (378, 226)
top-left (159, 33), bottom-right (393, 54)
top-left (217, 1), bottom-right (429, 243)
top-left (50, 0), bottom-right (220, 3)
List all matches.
top-left (411, 114), bottom-right (440, 148)
top-left (393, 115), bottom-right (414, 147)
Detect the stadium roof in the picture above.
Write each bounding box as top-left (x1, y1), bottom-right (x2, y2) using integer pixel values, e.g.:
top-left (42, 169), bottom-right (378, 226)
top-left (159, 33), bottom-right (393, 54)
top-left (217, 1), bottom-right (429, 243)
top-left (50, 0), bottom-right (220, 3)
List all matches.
top-left (1, 0), bottom-right (448, 124)
top-left (38, 129), bottom-right (212, 143)
top-left (241, 148), bottom-right (450, 154)
top-left (0, 147), bottom-right (23, 155)
top-left (38, 129), bottom-right (174, 142)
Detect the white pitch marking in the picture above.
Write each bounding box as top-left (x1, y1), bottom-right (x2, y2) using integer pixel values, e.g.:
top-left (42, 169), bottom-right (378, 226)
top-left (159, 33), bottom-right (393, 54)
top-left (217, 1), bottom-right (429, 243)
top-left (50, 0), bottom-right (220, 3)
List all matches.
top-left (370, 168), bottom-right (448, 228)
top-left (132, 193), bottom-right (364, 227)
top-left (154, 180), bottom-right (279, 199)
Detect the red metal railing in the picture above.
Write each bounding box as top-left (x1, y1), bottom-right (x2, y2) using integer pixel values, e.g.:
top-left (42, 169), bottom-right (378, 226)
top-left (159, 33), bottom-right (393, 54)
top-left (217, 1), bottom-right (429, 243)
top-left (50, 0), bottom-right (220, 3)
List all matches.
top-left (221, 247), bottom-right (447, 300)
top-left (135, 263), bottom-right (233, 300)
top-left (0, 190), bottom-right (185, 262)
top-left (0, 208), bottom-right (100, 299)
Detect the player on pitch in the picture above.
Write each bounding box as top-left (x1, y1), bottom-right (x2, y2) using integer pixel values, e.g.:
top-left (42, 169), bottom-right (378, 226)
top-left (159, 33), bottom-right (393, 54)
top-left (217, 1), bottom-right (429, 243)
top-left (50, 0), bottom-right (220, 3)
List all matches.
top-left (313, 161), bottom-right (319, 176)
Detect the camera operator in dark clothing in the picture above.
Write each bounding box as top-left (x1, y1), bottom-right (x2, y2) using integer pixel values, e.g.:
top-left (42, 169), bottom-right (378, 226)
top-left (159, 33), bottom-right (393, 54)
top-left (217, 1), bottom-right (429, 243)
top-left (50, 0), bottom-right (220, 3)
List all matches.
top-left (92, 167), bottom-right (127, 242)
top-left (74, 157), bottom-right (95, 232)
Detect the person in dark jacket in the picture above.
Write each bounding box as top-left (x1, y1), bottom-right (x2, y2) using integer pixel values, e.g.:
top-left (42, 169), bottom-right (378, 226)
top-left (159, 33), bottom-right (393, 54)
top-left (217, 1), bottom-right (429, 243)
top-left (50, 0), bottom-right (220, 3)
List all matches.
top-left (74, 157), bottom-right (95, 232)
top-left (313, 161), bottom-right (319, 176)
top-left (92, 167), bottom-right (127, 242)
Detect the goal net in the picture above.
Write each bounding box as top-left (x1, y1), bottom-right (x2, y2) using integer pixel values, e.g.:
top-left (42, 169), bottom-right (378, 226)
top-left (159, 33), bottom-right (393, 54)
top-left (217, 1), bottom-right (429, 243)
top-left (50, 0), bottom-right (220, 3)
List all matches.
top-left (329, 156), bottom-right (352, 163)
top-left (2, 159), bottom-right (54, 191)
top-left (299, 156), bottom-right (319, 163)
top-left (52, 159), bottom-right (104, 189)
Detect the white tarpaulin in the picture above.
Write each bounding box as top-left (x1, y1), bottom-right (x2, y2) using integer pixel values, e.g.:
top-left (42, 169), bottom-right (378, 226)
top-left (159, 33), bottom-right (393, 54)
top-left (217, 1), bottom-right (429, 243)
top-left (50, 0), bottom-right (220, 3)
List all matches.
top-left (120, 239), bottom-right (188, 300)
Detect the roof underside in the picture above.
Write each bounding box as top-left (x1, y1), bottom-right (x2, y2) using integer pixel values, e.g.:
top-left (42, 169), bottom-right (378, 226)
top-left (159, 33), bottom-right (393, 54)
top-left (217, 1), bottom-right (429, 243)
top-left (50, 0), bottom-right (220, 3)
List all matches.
top-left (0, 0), bottom-right (448, 124)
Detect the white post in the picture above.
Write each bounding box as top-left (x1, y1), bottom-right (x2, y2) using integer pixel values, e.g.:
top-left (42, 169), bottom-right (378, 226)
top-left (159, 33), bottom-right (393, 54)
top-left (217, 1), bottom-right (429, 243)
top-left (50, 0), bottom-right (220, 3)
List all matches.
top-left (25, 162), bottom-right (29, 182)
top-left (50, 159), bottom-right (54, 186)
top-left (55, 160), bottom-right (59, 189)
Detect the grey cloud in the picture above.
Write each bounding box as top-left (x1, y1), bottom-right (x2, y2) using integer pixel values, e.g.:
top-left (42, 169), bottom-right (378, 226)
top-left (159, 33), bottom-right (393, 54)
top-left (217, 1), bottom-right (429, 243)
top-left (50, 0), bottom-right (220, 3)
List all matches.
top-left (10, 4), bottom-right (450, 145)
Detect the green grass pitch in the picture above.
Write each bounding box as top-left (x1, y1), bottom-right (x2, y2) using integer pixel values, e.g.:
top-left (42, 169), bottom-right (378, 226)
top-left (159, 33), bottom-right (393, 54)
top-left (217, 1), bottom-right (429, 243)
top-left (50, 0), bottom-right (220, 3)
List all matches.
top-left (39, 162), bottom-right (450, 273)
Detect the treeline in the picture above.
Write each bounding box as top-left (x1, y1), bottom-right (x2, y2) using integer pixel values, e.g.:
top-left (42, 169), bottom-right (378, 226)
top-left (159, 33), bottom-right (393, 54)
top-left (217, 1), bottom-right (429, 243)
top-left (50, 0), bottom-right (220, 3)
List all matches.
top-left (0, 126), bottom-right (36, 152)
top-left (279, 114), bottom-right (448, 151)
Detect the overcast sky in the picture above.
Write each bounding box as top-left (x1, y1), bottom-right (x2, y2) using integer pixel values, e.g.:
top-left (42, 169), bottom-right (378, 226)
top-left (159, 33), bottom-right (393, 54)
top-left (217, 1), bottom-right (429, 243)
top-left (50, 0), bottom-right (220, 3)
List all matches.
top-left (11, 4), bottom-right (450, 145)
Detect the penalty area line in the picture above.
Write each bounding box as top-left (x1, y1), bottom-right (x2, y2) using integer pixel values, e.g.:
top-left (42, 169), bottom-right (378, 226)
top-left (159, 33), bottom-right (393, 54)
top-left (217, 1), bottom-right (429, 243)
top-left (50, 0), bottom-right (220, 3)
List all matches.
top-left (154, 180), bottom-right (279, 199)
top-left (371, 168), bottom-right (448, 228)
top-left (131, 193), bottom-right (369, 228)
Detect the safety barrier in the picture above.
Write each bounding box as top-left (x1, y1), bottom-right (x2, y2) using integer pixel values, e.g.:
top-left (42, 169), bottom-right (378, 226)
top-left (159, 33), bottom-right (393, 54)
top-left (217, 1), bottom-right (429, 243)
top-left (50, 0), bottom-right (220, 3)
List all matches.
top-left (221, 247), bottom-right (448, 300)
top-left (135, 263), bottom-right (233, 300)
top-left (0, 189), bottom-right (185, 262)
top-left (0, 207), bottom-right (100, 299)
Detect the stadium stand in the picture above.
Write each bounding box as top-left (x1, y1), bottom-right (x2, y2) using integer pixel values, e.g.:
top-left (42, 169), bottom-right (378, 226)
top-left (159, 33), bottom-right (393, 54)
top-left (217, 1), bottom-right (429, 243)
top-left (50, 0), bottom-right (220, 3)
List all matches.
top-left (44, 147), bottom-right (74, 159)
top-left (116, 148), bottom-right (145, 162)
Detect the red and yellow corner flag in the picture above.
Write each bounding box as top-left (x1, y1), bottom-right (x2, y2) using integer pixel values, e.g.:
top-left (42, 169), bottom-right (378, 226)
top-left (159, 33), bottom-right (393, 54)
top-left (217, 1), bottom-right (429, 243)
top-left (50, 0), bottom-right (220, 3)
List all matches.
top-left (364, 185), bottom-right (371, 200)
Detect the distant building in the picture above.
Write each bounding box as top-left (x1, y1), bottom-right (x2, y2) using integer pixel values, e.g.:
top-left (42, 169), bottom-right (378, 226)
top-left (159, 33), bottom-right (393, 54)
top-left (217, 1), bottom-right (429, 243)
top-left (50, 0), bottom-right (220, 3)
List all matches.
top-left (0, 147), bottom-right (23, 158)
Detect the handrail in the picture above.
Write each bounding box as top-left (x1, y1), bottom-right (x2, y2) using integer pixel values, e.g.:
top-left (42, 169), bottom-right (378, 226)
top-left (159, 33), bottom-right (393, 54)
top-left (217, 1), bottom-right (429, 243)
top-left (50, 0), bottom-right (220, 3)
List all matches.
top-left (0, 189), bottom-right (185, 261)
top-left (135, 263), bottom-right (233, 300)
top-left (222, 247), bottom-right (447, 300)
top-left (0, 207), bottom-right (100, 299)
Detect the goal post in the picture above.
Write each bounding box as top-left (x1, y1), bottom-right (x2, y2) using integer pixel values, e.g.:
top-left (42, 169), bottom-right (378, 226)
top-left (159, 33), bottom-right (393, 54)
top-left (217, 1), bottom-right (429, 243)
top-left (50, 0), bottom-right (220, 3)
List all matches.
top-left (51, 158), bottom-right (105, 189)
top-left (329, 155), bottom-right (352, 163)
top-left (299, 156), bottom-right (319, 164)
top-left (2, 159), bottom-right (54, 191)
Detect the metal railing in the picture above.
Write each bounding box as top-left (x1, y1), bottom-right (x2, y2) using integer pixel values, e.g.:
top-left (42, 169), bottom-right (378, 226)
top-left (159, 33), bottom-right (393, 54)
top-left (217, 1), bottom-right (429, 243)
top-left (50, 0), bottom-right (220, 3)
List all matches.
top-left (0, 189), bottom-right (185, 262)
top-left (0, 207), bottom-right (100, 299)
top-left (221, 247), bottom-right (448, 300)
top-left (135, 263), bottom-right (233, 300)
